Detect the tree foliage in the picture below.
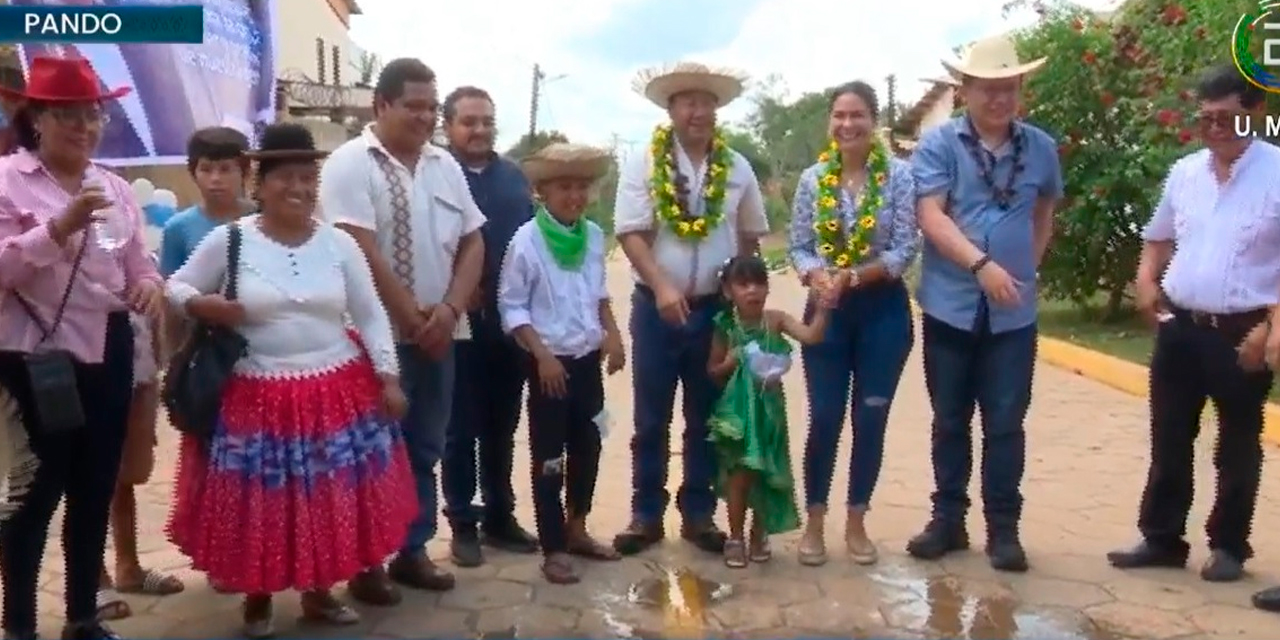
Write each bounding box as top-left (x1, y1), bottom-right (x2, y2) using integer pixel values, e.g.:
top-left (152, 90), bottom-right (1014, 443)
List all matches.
top-left (504, 130), bottom-right (569, 161)
top-left (1013, 0), bottom-right (1280, 317)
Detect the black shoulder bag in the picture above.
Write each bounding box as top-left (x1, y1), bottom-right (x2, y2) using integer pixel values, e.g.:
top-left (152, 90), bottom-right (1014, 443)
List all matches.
top-left (162, 223), bottom-right (247, 441)
top-left (12, 236), bottom-right (91, 435)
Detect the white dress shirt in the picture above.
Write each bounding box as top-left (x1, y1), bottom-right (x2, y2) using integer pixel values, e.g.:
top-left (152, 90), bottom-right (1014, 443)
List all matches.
top-left (498, 219), bottom-right (608, 358)
top-left (165, 218), bottom-right (399, 377)
top-left (1143, 141), bottom-right (1280, 314)
top-left (613, 140), bottom-right (769, 296)
top-left (318, 126), bottom-right (486, 338)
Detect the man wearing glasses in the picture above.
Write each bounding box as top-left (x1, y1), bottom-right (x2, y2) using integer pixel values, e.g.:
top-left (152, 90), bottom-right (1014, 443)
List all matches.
top-left (1109, 64), bottom-right (1280, 584)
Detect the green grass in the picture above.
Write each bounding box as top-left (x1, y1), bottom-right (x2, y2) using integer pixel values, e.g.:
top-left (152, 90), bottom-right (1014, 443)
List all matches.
top-left (1037, 298), bottom-right (1154, 367)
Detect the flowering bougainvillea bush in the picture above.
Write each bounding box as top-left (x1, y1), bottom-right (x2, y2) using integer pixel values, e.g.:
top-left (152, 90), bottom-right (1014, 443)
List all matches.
top-left (1013, 0), bottom-right (1278, 317)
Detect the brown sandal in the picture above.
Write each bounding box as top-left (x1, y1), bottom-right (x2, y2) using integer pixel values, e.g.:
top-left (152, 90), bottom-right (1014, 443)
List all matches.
top-left (567, 534), bottom-right (622, 561)
top-left (541, 552), bottom-right (580, 584)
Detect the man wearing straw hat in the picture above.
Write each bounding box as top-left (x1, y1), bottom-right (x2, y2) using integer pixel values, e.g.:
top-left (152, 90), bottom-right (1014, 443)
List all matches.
top-left (906, 37), bottom-right (1063, 572)
top-left (612, 62), bottom-right (770, 556)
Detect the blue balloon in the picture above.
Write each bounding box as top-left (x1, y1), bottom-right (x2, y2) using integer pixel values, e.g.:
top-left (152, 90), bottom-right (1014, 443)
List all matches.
top-left (143, 203), bottom-right (176, 227)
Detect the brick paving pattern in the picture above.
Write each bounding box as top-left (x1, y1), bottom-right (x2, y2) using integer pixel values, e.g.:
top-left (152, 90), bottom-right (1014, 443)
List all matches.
top-left (15, 261), bottom-right (1280, 639)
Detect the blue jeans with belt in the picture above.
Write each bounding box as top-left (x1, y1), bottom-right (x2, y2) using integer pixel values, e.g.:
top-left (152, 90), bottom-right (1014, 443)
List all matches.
top-left (627, 285), bottom-right (721, 525)
top-left (801, 282), bottom-right (914, 511)
top-left (921, 310), bottom-right (1036, 531)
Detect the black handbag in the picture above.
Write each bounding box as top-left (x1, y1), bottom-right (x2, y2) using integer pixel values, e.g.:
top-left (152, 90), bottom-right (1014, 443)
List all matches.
top-left (10, 236), bottom-right (91, 435)
top-left (162, 223), bottom-right (247, 441)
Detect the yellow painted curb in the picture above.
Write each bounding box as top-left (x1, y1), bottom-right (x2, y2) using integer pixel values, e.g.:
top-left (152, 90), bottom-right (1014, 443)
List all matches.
top-left (1038, 334), bottom-right (1280, 447)
top-left (906, 299), bottom-right (1280, 446)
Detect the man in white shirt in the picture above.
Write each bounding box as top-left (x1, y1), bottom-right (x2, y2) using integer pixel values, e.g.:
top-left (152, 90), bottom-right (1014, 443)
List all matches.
top-left (318, 58), bottom-right (486, 604)
top-left (611, 62), bottom-right (770, 556)
top-left (1108, 64), bottom-right (1280, 584)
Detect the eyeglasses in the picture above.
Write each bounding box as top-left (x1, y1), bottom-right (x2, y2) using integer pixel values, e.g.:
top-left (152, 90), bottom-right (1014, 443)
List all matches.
top-left (47, 107), bottom-right (109, 126)
top-left (1196, 111), bottom-right (1244, 131)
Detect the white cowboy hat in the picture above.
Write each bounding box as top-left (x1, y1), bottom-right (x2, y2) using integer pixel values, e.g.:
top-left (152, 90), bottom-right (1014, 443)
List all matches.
top-left (521, 143), bottom-right (612, 184)
top-left (942, 36), bottom-right (1046, 80)
top-left (632, 62), bottom-right (749, 109)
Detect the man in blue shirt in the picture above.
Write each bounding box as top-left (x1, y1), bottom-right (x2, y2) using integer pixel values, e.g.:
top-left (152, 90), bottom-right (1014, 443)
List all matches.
top-left (439, 86), bottom-right (538, 567)
top-left (907, 38), bottom-right (1063, 572)
top-left (158, 127), bottom-right (251, 277)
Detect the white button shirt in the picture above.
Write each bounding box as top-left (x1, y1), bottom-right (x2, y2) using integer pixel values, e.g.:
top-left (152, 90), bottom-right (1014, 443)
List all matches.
top-left (1143, 141), bottom-right (1280, 314)
top-left (614, 140), bottom-right (769, 296)
top-left (318, 126), bottom-right (486, 336)
top-left (498, 219), bottom-right (608, 358)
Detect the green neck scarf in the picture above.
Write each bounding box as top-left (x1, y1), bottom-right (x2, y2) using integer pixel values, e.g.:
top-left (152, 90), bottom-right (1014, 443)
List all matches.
top-left (535, 204), bottom-right (588, 270)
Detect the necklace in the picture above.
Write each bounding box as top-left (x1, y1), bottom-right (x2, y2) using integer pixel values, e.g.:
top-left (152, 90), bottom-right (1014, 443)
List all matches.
top-left (812, 139), bottom-right (891, 269)
top-left (957, 118), bottom-right (1025, 210)
top-left (649, 125), bottom-right (731, 240)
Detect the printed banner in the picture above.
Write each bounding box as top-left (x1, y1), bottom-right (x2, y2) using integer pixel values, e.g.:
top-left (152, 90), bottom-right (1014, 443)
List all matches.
top-left (11, 0), bottom-right (276, 166)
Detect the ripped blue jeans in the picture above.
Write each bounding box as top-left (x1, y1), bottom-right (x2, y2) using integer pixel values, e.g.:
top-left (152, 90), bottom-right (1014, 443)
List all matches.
top-left (801, 282), bottom-right (913, 511)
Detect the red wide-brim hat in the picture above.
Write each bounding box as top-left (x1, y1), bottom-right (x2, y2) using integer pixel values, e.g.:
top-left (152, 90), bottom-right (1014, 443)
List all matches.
top-left (0, 56), bottom-right (131, 103)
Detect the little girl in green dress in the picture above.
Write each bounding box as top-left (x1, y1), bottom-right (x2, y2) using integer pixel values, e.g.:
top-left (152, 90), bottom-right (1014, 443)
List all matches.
top-left (707, 255), bottom-right (833, 568)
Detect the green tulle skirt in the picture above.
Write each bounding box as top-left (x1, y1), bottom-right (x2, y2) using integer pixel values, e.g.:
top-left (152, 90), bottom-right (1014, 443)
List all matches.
top-left (706, 313), bottom-right (800, 535)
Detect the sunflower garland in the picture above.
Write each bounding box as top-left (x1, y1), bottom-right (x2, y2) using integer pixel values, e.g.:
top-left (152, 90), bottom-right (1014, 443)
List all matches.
top-left (649, 124), bottom-right (731, 240)
top-left (812, 139), bottom-right (890, 268)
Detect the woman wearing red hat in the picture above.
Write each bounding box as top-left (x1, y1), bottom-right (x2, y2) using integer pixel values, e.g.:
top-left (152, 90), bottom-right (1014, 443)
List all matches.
top-left (0, 56), bottom-right (163, 640)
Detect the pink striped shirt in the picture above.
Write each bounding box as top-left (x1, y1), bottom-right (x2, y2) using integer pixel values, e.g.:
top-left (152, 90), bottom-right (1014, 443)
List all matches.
top-left (0, 149), bottom-right (160, 364)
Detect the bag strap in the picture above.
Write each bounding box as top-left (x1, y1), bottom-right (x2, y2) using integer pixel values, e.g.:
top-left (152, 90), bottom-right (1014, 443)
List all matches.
top-left (12, 233), bottom-right (91, 345)
top-left (224, 221), bottom-right (243, 300)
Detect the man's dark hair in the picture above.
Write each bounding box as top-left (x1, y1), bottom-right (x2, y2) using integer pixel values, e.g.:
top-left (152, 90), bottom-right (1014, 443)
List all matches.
top-left (1196, 63), bottom-right (1265, 109)
top-left (828, 81), bottom-right (880, 120)
top-left (442, 86), bottom-right (492, 123)
top-left (186, 126), bottom-right (250, 175)
top-left (374, 58), bottom-right (436, 105)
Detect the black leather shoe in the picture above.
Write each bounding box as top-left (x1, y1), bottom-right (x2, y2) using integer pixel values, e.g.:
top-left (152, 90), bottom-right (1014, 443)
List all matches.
top-left (612, 519), bottom-right (665, 556)
top-left (680, 519), bottom-right (727, 554)
top-left (906, 520), bottom-right (969, 560)
top-left (482, 517), bottom-right (539, 554)
top-left (986, 533), bottom-right (1029, 573)
top-left (1252, 586), bottom-right (1280, 612)
top-left (1106, 540), bottom-right (1188, 569)
top-left (450, 525), bottom-right (485, 567)
top-left (61, 622), bottom-right (120, 640)
top-left (1200, 549), bottom-right (1244, 582)
top-left (4, 630), bottom-right (38, 640)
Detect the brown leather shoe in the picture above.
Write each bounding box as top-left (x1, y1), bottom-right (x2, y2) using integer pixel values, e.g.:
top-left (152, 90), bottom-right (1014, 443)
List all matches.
top-left (540, 552), bottom-right (580, 584)
top-left (680, 519), bottom-right (727, 554)
top-left (346, 567), bottom-right (402, 607)
top-left (388, 554), bottom-right (456, 591)
top-left (611, 519), bottom-right (664, 556)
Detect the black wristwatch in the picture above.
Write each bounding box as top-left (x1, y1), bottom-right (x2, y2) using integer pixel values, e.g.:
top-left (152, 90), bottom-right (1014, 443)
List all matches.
top-left (969, 255), bottom-right (992, 274)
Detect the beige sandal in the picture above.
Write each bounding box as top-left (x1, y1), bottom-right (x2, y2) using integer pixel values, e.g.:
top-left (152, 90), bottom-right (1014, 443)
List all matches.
top-left (798, 529), bottom-right (827, 566)
top-left (301, 592), bottom-right (360, 626)
top-left (748, 522), bottom-right (771, 562)
top-left (724, 539), bottom-right (748, 569)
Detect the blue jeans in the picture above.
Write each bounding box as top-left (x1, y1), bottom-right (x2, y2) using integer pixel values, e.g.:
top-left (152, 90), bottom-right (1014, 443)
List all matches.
top-left (397, 343), bottom-right (455, 556)
top-left (628, 286), bottom-right (720, 524)
top-left (921, 312), bottom-right (1036, 530)
top-left (801, 283), bottom-right (913, 511)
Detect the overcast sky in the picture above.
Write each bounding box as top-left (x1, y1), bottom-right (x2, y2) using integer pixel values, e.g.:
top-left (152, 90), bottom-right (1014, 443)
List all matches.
top-left (349, 0), bottom-right (1119, 154)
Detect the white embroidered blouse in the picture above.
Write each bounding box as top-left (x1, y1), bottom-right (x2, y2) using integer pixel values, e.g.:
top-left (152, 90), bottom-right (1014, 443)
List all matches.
top-left (165, 216), bottom-right (399, 377)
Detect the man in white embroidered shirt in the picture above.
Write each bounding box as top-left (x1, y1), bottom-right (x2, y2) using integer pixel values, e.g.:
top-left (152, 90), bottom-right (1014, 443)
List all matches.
top-left (1107, 64), bottom-right (1280, 584)
top-left (318, 58), bottom-right (485, 604)
top-left (611, 62), bottom-right (769, 556)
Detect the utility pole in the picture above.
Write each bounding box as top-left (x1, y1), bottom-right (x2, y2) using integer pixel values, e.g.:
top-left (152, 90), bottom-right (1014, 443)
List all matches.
top-left (885, 74), bottom-right (898, 146)
top-left (528, 63), bottom-right (544, 141)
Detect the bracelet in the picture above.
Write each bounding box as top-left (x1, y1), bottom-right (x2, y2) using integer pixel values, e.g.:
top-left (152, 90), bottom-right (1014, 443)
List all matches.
top-left (969, 255), bottom-right (992, 274)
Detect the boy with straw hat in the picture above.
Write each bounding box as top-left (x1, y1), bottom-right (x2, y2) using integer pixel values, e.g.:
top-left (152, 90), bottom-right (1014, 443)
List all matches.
top-left (907, 36), bottom-right (1063, 573)
top-left (498, 142), bottom-right (626, 584)
top-left (611, 62), bottom-right (770, 557)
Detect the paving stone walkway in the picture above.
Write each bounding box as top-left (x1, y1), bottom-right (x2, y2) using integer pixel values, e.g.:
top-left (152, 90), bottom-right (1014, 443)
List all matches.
top-left (17, 262), bottom-right (1280, 639)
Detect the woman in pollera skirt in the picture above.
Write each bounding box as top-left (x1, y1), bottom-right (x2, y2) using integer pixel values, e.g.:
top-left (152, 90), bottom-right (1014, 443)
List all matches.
top-left (163, 123), bottom-right (416, 638)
